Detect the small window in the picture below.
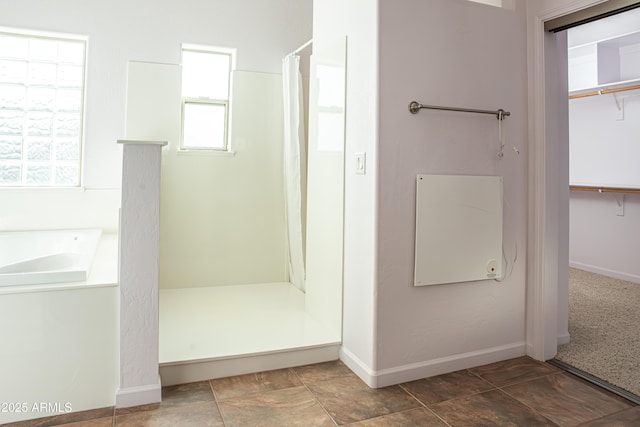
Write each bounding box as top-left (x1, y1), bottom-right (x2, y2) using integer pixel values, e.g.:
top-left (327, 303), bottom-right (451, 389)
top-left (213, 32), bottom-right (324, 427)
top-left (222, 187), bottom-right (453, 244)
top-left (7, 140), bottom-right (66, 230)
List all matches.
top-left (0, 29), bottom-right (87, 187)
top-left (180, 45), bottom-right (234, 151)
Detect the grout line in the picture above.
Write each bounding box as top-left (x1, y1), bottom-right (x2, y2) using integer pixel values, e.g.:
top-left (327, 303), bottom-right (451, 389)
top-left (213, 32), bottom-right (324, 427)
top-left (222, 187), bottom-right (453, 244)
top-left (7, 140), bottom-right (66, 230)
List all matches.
top-left (425, 387), bottom-right (500, 406)
top-left (289, 367), bottom-right (339, 426)
top-left (466, 368), bottom-right (496, 384)
top-left (418, 406), bottom-right (454, 427)
top-left (576, 407), bottom-right (640, 426)
top-left (470, 368), bottom-right (562, 390)
top-left (208, 378), bottom-right (219, 402)
top-left (207, 379), bottom-right (228, 427)
top-left (396, 385), bottom-right (453, 427)
top-left (397, 383), bottom-right (429, 408)
top-left (486, 368), bottom-right (565, 400)
top-left (399, 371), bottom-right (500, 407)
top-left (495, 370), bottom-right (565, 389)
top-left (496, 388), bottom-right (561, 426)
top-left (427, 409), bottom-right (453, 427)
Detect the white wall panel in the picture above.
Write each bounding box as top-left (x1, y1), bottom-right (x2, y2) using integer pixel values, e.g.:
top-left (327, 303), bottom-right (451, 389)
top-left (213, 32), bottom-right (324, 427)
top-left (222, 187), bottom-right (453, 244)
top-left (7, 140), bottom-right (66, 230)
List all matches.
top-left (160, 71), bottom-right (288, 288)
top-left (414, 175), bottom-right (503, 286)
top-left (0, 287), bottom-right (118, 423)
top-left (305, 38), bottom-right (346, 337)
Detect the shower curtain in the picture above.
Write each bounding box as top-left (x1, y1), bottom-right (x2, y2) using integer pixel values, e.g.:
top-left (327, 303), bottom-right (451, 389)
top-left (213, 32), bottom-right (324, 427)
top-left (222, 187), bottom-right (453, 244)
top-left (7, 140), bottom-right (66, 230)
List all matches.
top-left (282, 54), bottom-right (307, 291)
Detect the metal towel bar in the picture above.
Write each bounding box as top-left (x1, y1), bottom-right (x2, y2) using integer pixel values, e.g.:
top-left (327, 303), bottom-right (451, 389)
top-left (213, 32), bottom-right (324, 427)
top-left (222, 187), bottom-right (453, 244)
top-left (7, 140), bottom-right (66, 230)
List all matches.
top-left (408, 101), bottom-right (510, 120)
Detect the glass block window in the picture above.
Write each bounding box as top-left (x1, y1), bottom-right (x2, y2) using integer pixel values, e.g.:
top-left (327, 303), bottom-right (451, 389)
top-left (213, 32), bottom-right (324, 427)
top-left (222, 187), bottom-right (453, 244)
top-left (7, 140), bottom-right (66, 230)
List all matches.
top-left (181, 45), bottom-right (233, 151)
top-left (0, 30), bottom-right (86, 187)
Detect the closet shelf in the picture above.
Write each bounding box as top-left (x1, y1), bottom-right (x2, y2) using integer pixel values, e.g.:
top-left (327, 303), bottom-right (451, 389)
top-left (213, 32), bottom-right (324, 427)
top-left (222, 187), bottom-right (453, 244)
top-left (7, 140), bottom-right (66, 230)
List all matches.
top-left (568, 29), bottom-right (640, 95)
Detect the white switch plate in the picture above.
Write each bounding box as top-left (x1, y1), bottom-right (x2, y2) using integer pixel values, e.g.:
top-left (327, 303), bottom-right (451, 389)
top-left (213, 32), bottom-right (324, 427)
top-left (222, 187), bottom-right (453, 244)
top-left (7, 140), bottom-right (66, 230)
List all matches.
top-left (355, 152), bottom-right (366, 175)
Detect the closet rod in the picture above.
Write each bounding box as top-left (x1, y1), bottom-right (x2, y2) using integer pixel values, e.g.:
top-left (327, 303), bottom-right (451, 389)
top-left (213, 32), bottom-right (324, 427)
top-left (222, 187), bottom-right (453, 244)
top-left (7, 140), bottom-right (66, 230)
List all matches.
top-left (569, 83), bottom-right (640, 100)
top-left (408, 101), bottom-right (510, 120)
top-left (570, 185), bottom-right (640, 194)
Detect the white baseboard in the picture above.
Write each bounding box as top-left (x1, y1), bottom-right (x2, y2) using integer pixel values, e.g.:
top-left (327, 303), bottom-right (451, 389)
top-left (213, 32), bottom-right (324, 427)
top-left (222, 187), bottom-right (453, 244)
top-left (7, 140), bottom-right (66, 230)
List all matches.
top-left (339, 347), bottom-right (377, 387)
top-left (341, 342), bottom-right (526, 388)
top-left (569, 261), bottom-right (640, 284)
top-left (557, 333), bottom-right (570, 346)
top-left (115, 379), bottom-right (162, 408)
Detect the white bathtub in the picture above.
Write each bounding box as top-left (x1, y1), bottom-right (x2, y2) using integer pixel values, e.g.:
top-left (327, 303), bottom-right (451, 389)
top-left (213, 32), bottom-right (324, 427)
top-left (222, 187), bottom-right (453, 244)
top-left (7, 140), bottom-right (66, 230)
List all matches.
top-left (0, 229), bottom-right (102, 287)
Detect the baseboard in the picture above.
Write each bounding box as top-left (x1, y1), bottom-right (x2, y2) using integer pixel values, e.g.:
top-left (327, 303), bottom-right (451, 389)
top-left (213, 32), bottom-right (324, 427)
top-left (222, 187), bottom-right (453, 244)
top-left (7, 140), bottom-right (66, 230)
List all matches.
top-left (115, 380), bottom-right (162, 408)
top-left (569, 261), bottom-right (640, 285)
top-left (339, 347), bottom-right (377, 387)
top-left (160, 343), bottom-right (340, 386)
top-left (341, 342), bottom-right (527, 388)
top-left (557, 333), bottom-right (570, 346)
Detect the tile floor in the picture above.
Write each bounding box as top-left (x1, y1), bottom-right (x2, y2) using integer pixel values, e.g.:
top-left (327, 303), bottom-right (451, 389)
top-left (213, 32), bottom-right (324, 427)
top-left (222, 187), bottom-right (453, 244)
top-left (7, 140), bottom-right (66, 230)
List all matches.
top-left (5, 356), bottom-right (640, 427)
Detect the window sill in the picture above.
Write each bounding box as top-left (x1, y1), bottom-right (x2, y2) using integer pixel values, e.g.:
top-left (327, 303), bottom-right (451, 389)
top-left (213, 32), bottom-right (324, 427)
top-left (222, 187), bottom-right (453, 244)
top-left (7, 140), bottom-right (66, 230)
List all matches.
top-left (0, 186), bottom-right (86, 192)
top-left (176, 149), bottom-right (236, 157)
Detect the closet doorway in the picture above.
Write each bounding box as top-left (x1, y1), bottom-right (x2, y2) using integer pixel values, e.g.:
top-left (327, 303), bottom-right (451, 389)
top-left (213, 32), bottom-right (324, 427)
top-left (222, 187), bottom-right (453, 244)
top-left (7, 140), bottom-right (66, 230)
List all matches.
top-left (548, 5), bottom-right (640, 404)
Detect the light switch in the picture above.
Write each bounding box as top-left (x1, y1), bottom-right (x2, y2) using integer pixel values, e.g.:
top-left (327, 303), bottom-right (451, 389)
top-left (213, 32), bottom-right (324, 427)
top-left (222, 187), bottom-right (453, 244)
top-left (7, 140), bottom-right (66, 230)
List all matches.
top-left (355, 152), bottom-right (366, 175)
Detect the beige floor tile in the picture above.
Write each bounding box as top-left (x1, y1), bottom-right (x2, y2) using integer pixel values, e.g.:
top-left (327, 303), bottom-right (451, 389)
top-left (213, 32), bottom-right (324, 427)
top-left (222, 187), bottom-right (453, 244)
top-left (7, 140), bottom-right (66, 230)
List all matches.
top-left (114, 401), bottom-right (223, 427)
top-left (344, 408), bottom-right (447, 426)
top-left (401, 369), bottom-right (494, 404)
top-left (429, 389), bottom-right (557, 427)
top-left (307, 376), bottom-right (420, 425)
top-left (210, 368), bottom-right (302, 400)
top-left (469, 356), bottom-right (558, 387)
top-left (503, 373), bottom-right (633, 426)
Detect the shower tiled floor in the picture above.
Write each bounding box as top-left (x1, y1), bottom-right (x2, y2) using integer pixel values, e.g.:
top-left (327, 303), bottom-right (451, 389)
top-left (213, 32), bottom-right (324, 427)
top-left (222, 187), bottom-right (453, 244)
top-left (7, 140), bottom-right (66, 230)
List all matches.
top-left (159, 282), bottom-right (340, 364)
top-left (7, 356), bottom-right (640, 426)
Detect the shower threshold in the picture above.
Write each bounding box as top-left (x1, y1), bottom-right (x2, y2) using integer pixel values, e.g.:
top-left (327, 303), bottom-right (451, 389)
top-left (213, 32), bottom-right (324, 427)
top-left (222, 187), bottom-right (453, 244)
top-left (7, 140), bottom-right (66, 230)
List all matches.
top-left (159, 282), bottom-right (341, 385)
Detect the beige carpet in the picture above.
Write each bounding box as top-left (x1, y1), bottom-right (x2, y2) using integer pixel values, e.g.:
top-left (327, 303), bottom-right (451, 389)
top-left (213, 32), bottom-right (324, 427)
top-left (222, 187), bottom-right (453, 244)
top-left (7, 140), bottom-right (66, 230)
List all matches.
top-left (556, 268), bottom-right (640, 397)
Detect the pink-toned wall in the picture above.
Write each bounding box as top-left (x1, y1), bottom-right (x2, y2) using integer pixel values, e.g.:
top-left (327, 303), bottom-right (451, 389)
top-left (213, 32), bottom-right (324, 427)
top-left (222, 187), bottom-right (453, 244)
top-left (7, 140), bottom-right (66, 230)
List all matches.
top-left (315, 0), bottom-right (531, 386)
top-left (374, 0), bottom-right (529, 383)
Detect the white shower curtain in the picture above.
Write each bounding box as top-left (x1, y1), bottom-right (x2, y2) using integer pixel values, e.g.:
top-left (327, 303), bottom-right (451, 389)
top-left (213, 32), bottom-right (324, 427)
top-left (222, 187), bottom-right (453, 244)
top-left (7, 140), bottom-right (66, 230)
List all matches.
top-left (282, 54), bottom-right (307, 291)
